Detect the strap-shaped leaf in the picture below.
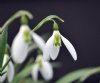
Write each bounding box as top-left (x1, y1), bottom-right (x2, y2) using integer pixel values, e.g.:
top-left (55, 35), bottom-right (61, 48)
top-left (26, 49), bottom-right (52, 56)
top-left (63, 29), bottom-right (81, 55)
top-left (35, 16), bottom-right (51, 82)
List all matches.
top-left (0, 28), bottom-right (8, 69)
top-left (56, 67), bottom-right (100, 83)
top-left (12, 64), bottom-right (33, 83)
top-left (20, 78), bottom-right (46, 83)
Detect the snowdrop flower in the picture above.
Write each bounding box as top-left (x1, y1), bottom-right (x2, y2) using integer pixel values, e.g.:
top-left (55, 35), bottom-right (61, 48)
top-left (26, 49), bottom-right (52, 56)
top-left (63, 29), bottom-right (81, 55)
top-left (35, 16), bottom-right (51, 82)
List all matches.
top-left (43, 30), bottom-right (77, 61)
top-left (31, 55), bottom-right (53, 81)
top-left (11, 24), bottom-right (46, 64)
top-left (0, 54), bottom-right (14, 83)
top-left (11, 25), bottom-right (31, 63)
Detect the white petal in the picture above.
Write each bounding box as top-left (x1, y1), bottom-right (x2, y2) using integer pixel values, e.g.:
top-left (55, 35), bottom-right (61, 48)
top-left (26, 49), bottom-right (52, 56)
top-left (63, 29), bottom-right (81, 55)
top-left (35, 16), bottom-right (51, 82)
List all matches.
top-left (11, 25), bottom-right (30, 63)
top-left (46, 34), bottom-right (60, 60)
top-left (43, 47), bottom-right (50, 61)
top-left (40, 62), bottom-right (53, 81)
top-left (31, 32), bottom-right (45, 51)
top-left (31, 32), bottom-right (51, 61)
top-left (7, 61), bottom-right (14, 82)
top-left (60, 35), bottom-right (77, 60)
top-left (31, 64), bottom-right (39, 81)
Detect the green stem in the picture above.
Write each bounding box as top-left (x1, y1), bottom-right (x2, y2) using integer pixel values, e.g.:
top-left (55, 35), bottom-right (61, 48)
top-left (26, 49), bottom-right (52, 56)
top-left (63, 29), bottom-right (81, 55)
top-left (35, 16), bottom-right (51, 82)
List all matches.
top-left (1, 10), bottom-right (33, 32)
top-left (32, 15), bottom-right (64, 32)
top-left (20, 15), bottom-right (28, 25)
top-left (51, 19), bottom-right (59, 30)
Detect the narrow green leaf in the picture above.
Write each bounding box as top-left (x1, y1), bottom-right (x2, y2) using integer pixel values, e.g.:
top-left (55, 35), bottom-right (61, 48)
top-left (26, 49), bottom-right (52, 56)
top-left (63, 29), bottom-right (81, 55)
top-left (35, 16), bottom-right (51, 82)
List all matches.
top-left (0, 28), bottom-right (8, 69)
top-left (80, 67), bottom-right (100, 82)
top-left (12, 64), bottom-right (33, 83)
top-left (56, 67), bottom-right (96, 83)
top-left (19, 78), bottom-right (46, 83)
top-left (51, 62), bottom-right (62, 68)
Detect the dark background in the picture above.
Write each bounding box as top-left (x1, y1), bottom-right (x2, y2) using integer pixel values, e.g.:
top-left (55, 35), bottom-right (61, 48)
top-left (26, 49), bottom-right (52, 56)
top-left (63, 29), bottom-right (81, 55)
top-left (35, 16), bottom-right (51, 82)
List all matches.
top-left (0, 0), bottom-right (100, 83)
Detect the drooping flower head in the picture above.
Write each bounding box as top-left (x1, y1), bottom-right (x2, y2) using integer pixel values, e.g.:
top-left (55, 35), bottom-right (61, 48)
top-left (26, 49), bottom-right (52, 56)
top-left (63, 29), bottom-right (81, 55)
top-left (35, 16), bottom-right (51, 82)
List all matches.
top-left (43, 21), bottom-right (77, 61)
top-left (11, 24), bottom-right (46, 64)
top-left (11, 25), bottom-right (31, 63)
top-left (31, 55), bottom-right (53, 81)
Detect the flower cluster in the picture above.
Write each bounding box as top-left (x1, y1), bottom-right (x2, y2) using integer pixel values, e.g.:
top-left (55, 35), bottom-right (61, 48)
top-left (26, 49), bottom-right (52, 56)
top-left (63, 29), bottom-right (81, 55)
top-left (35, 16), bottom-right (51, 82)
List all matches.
top-left (0, 11), bottom-right (77, 83)
top-left (11, 24), bottom-right (77, 63)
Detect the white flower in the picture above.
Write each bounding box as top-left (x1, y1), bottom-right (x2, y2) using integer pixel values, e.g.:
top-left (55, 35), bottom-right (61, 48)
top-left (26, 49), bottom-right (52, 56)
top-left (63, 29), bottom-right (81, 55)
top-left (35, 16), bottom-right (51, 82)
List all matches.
top-left (11, 25), bottom-right (31, 63)
top-left (43, 30), bottom-right (77, 61)
top-left (31, 55), bottom-right (53, 81)
top-left (0, 54), bottom-right (14, 83)
top-left (11, 25), bottom-right (47, 64)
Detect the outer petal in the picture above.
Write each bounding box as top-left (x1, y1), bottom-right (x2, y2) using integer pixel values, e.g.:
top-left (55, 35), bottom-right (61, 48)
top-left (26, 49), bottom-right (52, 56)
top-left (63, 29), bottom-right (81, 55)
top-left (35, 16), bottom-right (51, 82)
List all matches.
top-left (11, 25), bottom-right (29, 63)
top-left (31, 32), bottom-right (50, 61)
top-left (45, 35), bottom-right (60, 60)
top-left (31, 64), bottom-right (39, 81)
top-left (7, 61), bottom-right (14, 82)
top-left (43, 47), bottom-right (50, 61)
top-left (40, 61), bottom-right (53, 81)
top-left (31, 32), bottom-right (45, 51)
top-left (60, 35), bottom-right (77, 60)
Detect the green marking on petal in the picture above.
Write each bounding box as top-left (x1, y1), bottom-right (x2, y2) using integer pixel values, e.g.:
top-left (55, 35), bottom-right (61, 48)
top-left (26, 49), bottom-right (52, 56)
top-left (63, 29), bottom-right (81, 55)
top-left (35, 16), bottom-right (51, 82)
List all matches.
top-left (24, 30), bottom-right (31, 44)
top-left (54, 33), bottom-right (61, 47)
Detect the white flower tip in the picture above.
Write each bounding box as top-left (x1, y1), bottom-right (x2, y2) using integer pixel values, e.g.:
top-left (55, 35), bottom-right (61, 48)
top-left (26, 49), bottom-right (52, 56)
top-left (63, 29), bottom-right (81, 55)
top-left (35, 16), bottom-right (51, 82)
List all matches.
top-left (70, 47), bottom-right (77, 61)
top-left (69, 47), bottom-right (77, 61)
top-left (61, 19), bottom-right (64, 22)
top-left (73, 54), bottom-right (77, 61)
top-left (51, 57), bottom-right (57, 60)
